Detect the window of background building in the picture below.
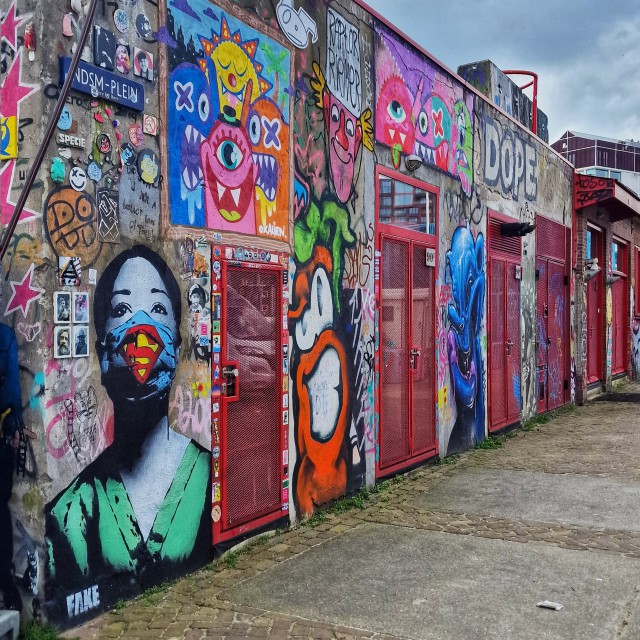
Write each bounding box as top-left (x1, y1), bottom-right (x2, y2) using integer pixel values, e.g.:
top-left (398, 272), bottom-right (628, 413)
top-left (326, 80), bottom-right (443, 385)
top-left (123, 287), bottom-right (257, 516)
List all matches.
top-left (378, 175), bottom-right (436, 235)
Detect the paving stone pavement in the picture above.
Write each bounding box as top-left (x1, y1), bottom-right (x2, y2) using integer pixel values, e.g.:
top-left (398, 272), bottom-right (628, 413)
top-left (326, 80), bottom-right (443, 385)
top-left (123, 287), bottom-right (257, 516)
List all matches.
top-left (64, 385), bottom-right (640, 640)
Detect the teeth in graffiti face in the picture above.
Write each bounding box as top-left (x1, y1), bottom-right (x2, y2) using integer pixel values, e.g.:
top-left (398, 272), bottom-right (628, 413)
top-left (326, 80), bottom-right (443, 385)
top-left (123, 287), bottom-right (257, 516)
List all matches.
top-left (253, 152), bottom-right (278, 201)
top-left (388, 128), bottom-right (396, 141)
top-left (230, 188), bottom-right (241, 206)
top-left (181, 125), bottom-right (205, 191)
top-left (399, 132), bottom-right (406, 144)
top-left (217, 182), bottom-right (226, 200)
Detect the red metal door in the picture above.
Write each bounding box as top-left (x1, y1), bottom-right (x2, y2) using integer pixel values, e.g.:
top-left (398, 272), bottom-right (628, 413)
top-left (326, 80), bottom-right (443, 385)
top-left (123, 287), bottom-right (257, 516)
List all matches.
top-left (586, 229), bottom-right (603, 383)
top-left (547, 261), bottom-right (566, 409)
top-left (506, 266), bottom-right (521, 423)
top-left (489, 259), bottom-right (507, 428)
top-left (612, 277), bottom-right (628, 375)
top-left (219, 263), bottom-right (282, 536)
top-left (378, 235), bottom-right (436, 472)
top-left (536, 259), bottom-right (548, 413)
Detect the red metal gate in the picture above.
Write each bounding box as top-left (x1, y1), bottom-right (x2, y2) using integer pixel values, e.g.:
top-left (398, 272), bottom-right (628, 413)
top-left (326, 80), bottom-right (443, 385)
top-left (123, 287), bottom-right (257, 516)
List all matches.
top-left (586, 226), bottom-right (604, 383)
top-left (546, 261), bottom-right (567, 409)
top-left (489, 214), bottom-right (521, 431)
top-left (213, 251), bottom-right (287, 542)
top-left (536, 259), bottom-right (548, 413)
top-left (612, 276), bottom-right (628, 375)
top-left (378, 234), bottom-right (436, 473)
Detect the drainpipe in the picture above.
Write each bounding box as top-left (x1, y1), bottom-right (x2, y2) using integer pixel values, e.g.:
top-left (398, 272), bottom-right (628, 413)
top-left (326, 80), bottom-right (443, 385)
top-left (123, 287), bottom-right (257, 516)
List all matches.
top-left (502, 70), bottom-right (538, 137)
top-left (0, 0), bottom-right (99, 261)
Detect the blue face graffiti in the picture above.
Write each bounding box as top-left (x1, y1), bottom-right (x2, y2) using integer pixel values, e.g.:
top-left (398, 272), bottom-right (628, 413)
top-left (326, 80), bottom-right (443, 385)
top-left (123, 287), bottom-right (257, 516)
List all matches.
top-left (446, 225), bottom-right (485, 450)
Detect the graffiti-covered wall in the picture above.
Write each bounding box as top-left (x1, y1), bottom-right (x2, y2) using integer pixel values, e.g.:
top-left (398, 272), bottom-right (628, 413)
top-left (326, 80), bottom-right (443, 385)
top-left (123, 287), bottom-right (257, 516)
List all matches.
top-left (1, 0), bottom-right (577, 629)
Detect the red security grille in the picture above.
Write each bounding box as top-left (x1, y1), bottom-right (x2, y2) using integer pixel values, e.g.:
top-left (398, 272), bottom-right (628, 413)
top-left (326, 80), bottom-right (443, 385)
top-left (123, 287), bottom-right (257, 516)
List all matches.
top-left (612, 277), bottom-right (628, 375)
top-left (489, 218), bottom-right (522, 257)
top-left (547, 261), bottom-right (567, 408)
top-left (490, 259), bottom-right (506, 427)
top-left (224, 268), bottom-right (281, 529)
top-left (412, 244), bottom-right (436, 454)
top-left (536, 216), bottom-right (566, 262)
top-left (379, 237), bottom-right (410, 468)
top-left (506, 265), bottom-right (521, 421)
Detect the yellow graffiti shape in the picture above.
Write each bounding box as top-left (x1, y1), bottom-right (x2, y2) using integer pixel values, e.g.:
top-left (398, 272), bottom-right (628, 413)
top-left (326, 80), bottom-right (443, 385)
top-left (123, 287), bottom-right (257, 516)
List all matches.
top-left (0, 116), bottom-right (18, 160)
top-left (200, 18), bottom-right (271, 118)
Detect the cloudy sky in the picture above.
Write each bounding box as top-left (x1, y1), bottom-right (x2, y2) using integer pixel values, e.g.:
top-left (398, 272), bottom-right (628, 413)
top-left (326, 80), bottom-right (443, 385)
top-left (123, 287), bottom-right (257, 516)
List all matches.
top-left (364, 0), bottom-right (640, 144)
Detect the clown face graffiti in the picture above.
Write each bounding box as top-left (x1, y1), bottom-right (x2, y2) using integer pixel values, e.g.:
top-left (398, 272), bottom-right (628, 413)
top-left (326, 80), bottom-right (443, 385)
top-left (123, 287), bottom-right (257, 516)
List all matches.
top-left (201, 114), bottom-right (257, 234)
top-left (326, 94), bottom-right (361, 204)
top-left (96, 251), bottom-right (180, 401)
top-left (376, 76), bottom-right (414, 168)
top-left (452, 100), bottom-right (473, 196)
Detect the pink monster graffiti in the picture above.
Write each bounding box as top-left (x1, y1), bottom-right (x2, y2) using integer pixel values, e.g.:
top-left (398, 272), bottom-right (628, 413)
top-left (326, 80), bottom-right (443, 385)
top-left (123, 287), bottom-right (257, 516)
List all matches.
top-left (200, 109), bottom-right (257, 235)
top-left (376, 76), bottom-right (414, 168)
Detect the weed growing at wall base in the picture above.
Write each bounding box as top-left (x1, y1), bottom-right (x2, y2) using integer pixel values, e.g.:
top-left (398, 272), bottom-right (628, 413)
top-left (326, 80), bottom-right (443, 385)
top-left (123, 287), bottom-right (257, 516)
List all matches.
top-left (19, 619), bottom-right (68, 640)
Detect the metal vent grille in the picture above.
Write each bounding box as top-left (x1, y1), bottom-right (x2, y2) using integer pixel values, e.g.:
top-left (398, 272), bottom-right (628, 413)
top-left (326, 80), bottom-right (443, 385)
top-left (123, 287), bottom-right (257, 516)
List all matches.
top-left (536, 259), bottom-right (548, 368)
top-left (224, 268), bottom-right (281, 529)
top-left (536, 215), bottom-right (566, 262)
top-left (379, 237), bottom-right (410, 468)
top-left (489, 218), bottom-right (522, 257)
top-left (506, 268), bottom-right (521, 420)
top-left (547, 261), bottom-right (567, 408)
top-left (411, 244), bottom-right (436, 454)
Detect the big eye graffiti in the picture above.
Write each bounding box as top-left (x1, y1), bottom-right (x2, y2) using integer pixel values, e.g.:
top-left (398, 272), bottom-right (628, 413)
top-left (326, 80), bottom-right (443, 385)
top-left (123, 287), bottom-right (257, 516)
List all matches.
top-left (247, 96), bottom-right (289, 237)
top-left (446, 226), bottom-right (485, 450)
top-left (200, 112), bottom-right (257, 234)
top-left (168, 63), bottom-right (216, 227)
top-left (375, 76), bottom-right (414, 168)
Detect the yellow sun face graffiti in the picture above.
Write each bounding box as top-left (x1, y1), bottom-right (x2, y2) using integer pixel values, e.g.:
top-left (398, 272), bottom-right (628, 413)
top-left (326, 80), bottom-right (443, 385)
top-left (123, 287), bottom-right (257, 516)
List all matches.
top-left (200, 17), bottom-right (272, 119)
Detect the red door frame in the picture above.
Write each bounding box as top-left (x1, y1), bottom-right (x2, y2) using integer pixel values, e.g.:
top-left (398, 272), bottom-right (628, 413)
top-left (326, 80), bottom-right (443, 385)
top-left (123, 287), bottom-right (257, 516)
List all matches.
top-left (375, 167), bottom-right (438, 477)
top-left (488, 210), bottom-right (522, 432)
top-left (586, 224), bottom-right (604, 384)
top-left (213, 247), bottom-right (289, 544)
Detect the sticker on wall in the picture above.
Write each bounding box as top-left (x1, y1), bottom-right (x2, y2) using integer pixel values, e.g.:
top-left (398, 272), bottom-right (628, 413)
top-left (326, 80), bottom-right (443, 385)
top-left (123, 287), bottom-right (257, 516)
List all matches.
top-left (212, 320), bottom-right (220, 333)
top-left (282, 394), bottom-right (288, 409)
top-left (70, 0), bottom-right (89, 16)
top-left (212, 482), bottom-right (221, 503)
top-left (120, 142), bottom-right (136, 166)
top-left (24, 22), bottom-right (36, 61)
top-left (96, 133), bottom-right (112, 155)
top-left (97, 189), bottom-right (121, 243)
top-left (88, 268), bottom-right (97, 286)
top-left (86, 161), bottom-right (102, 182)
top-left (62, 13), bottom-right (74, 37)
top-left (73, 325), bottom-right (89, 357)
top-left (211, 505), bottom-right (221, 522)
top-left (53, 291), bottom-right (72, 323)
top-left (135, 14), bottom-right (154, 42)
top-left (212, 335), bottom-right (221, 353)
top-left (58, 257), bottom-right (81, 286)
top-left (0, 117), bottom-right (17, 160)
top-left (93, 26), bottom-right (117, 71)
top-left (57, 106), bottom-right (73, 131)
top-left (54, 325), bottom-right (72, 359)
top-left (73, 292), bottom-right (89, 323)
top-left (50, 157), bottom-right (66, 183)
top-left (283, 450), bottom-right (288, 465)
top-left (136, 149), bottom-right (159, 185)
top-left (275, 0), bottom-right (318, 49)
top-left (142, 114), bottom-right (157, 136)
top-left (282, 410), bottom-right (288, 425)
top-left (128, 123), bottom-right (144, 146)
top-left (57, 133), bottom-right (85, 148)
top-left (212, 294), bottom-right (221, 320)
top-left (69, 165), bottom-right (87, 191)
top-left (212, 402), bottom-right (219, 414)
top-left (212, 445), bottom-right (220, 459)
top-left (282, 375), bottom-right (288, 392)
top-left (113, 8), bottom-right (128, 34)
top-left (115, 42), bottom-right (131, 75)
top-left (133, 47), bottom-right (154, 81)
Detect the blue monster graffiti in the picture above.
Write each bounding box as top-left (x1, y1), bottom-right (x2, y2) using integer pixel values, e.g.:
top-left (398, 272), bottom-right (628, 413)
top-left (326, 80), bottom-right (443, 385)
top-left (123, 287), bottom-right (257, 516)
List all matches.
top-left (168, 63), bottom-right (216, 227)
top-left (446, 225), bottom-right (485, 450)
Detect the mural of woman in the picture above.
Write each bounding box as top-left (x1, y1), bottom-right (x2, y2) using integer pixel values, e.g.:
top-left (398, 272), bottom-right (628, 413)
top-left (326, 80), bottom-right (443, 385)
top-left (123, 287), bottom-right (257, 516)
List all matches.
top-left (45, 246), bottom-right (210, 621)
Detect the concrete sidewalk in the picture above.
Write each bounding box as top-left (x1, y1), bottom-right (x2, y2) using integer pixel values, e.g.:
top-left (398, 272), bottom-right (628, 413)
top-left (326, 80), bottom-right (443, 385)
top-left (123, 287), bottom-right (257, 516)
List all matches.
top-left (66, 386), bottom-right (640, 640)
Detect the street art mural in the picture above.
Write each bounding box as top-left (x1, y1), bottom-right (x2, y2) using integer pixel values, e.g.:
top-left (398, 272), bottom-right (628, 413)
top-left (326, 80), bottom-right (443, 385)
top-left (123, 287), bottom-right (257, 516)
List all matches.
top-left (167, 5), bottom-right (291, 241)
top-left (444, 226), bottom-right (485, 450)
top-left (374, 25), bottom-right (474, 196)
top-left (45, 247), bottom-right (210, 622)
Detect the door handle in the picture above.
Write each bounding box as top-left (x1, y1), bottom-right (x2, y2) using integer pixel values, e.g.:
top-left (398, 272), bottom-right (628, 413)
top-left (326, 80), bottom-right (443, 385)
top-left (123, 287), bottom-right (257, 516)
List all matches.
top-left (410, 348), bottom-right (421, 370)
top-left (221, 361), bottom-right (240, 401)
top-left (506, 340), bottom-right (513, 356)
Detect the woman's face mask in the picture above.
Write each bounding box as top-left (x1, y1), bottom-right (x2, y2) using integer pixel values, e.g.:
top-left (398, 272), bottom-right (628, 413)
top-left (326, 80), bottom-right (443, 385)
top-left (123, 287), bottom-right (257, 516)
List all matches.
top-left (98, 257), bottom-right (179, 401)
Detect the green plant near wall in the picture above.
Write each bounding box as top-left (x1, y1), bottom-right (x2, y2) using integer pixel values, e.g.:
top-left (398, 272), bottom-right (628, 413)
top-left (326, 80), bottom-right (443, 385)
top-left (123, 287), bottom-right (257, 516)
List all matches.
top-left (19, 619), bottom-right (68, 640)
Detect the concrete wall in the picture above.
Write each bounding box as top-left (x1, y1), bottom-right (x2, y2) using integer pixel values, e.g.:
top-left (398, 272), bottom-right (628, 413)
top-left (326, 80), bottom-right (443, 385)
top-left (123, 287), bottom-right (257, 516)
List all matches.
top-left (0, 0), bottom-right (573, 628)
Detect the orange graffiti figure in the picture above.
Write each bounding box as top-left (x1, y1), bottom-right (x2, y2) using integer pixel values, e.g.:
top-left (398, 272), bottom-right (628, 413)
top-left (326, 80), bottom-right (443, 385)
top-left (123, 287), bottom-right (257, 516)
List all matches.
top-left (291, 248), bottom-right (349, 517)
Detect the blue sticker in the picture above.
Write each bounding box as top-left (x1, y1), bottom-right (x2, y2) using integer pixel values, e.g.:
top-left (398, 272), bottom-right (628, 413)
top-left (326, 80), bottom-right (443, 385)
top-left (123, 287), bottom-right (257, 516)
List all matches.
top-left (57, 106), bottom-right (72, 131)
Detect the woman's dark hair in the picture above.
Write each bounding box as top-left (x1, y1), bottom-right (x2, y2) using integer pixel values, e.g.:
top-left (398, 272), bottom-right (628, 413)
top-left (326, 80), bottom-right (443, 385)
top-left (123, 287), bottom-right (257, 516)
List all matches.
top-left (93, 245), bottom-right (182, 346)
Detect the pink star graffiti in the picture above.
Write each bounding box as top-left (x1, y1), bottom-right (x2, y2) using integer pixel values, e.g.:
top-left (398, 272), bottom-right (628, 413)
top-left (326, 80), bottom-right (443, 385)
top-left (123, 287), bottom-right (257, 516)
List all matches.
top-left (0, 160), bottom-right (37, 224)
top-left (0, 53), bottom-right (38, 117)
top-left (5, 264), bottom-right (44, 318)
top-left (0, 2), bottom-right (29, 51)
